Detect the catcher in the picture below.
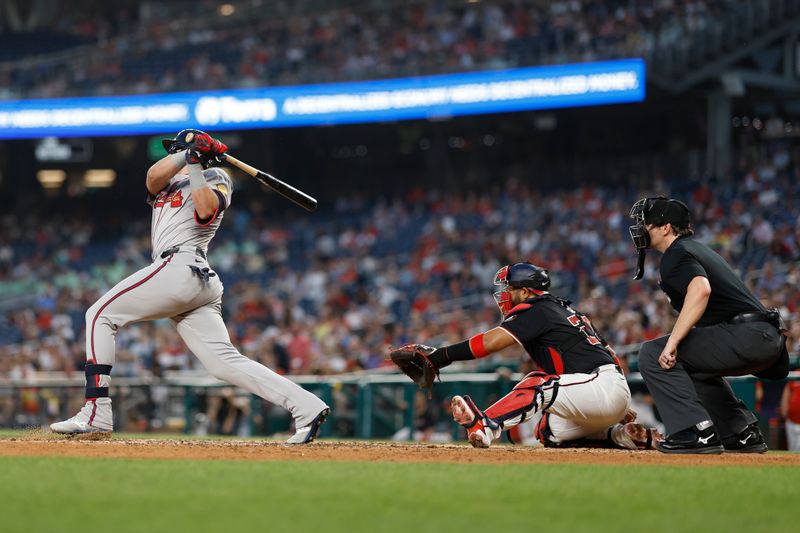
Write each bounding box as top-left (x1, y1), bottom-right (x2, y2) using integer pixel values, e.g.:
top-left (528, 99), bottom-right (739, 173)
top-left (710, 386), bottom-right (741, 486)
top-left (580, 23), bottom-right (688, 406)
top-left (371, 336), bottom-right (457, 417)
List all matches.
top-left (391, 262), bottom-right (660, 450)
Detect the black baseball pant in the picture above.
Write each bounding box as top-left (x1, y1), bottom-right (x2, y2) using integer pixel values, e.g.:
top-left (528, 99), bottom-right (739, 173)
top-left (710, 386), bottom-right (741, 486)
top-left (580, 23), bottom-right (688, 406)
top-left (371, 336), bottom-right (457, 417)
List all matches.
top-left (638, 321), bottom-right (784, 437)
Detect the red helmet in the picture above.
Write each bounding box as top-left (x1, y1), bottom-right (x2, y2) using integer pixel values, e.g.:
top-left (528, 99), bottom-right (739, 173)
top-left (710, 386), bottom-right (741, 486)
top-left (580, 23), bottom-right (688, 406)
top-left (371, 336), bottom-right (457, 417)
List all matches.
top-left (493, 263), bottom-right (550, 318)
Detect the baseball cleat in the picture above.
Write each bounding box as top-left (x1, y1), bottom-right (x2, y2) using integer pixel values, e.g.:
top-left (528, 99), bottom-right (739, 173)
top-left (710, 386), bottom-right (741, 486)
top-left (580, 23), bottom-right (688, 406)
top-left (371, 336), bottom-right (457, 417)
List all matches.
top-left (451, 395), bottom-right (478, 426)
top-left (467, 423), bottom-right (499, 449)
top-left (286, 407), bottom-right (330, 444)
top-left (722, 423), bottom-right (768, 454)
top-left (656, 426), bottom-right (723, 454)
top-left (609, 422), bottom-right (662, 450)
top-left (50, 399), bottom-right (113, 436)
top-left (451, 395), bottom-right (501, 449)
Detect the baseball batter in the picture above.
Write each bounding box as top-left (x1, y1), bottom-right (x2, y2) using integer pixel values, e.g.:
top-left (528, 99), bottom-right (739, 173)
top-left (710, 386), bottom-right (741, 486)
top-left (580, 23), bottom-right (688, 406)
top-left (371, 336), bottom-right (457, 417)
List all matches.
top-left (51, 129), bottom-right (330, 443)
top-left (391, 262), bottom-right (660, 449)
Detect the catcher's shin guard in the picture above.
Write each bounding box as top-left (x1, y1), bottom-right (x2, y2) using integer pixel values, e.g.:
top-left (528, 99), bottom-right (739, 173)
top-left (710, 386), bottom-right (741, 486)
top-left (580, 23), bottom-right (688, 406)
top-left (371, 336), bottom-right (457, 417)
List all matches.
top-left (485, 371), bottom-right (559, 430)
top-left (451, 395), bottom-right (501, 448)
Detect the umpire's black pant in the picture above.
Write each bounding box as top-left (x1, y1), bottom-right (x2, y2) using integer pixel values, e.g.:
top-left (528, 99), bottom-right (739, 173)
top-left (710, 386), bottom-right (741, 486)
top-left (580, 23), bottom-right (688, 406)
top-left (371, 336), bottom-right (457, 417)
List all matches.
top-left (638, 321), bottom-right (784, 437)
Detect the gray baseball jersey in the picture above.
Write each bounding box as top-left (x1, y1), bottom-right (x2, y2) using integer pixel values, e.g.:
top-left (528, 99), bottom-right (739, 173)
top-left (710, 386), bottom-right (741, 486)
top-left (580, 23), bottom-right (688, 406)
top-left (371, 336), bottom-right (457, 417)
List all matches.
top-left (81, 163), bottom-right (328, 430)
top-left (148, 167), bottom-right (234, 261)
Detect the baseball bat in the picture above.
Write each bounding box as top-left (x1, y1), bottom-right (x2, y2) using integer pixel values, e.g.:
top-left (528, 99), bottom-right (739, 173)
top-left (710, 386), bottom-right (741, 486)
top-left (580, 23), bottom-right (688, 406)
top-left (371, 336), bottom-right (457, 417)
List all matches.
top-left (220, 153), bottom-right (318, 212)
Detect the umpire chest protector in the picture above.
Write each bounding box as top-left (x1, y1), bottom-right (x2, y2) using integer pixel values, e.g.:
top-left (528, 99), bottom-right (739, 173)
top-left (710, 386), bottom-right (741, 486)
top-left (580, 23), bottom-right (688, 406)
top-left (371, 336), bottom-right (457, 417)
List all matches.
top-left (501, 294), bottom-right (617, 375)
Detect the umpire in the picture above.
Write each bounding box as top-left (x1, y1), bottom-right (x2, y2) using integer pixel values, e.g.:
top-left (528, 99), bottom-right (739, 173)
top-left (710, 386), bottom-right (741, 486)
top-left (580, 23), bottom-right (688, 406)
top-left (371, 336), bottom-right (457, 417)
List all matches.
top-left (628, 196), bottom-right (788, 454)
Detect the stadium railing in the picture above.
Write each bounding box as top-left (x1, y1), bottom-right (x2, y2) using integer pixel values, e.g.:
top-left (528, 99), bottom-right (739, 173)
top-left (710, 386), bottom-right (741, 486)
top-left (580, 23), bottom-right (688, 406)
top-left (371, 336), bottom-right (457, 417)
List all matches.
top-left (2, 367), bottom-right (797, 440)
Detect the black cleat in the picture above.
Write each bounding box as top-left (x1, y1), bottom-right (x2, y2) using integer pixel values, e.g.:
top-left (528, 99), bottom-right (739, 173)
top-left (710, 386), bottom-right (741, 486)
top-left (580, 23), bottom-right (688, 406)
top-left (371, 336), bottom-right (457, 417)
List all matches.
top-left (722, 423), bottom-right (768, 454)
top-left (656, 426), bottom-right (724, 454)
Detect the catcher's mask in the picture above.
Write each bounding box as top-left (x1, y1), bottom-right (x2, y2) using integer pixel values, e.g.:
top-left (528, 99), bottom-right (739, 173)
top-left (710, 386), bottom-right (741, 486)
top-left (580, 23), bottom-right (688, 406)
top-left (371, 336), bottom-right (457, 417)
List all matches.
top-left (161, 128), bottom-right (206, 154)
top-left (628, 196), bottom-right (691, 280)
top-left (493, 262), bottom-right (551, 318)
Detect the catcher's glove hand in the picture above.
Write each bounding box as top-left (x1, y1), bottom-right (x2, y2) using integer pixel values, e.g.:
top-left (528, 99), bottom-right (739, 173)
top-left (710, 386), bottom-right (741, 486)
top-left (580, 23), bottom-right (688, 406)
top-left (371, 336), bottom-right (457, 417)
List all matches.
top-left (389, 344), bottom-right (440, 394)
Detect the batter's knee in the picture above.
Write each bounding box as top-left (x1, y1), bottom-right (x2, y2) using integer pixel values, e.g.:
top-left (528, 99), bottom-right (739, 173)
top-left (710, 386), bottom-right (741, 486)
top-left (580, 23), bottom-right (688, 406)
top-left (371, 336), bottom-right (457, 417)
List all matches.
top-left (199, 357), bottom-right (229, 381)
top-left (196, 347), bottom-right (243, 382)
top-left (85, 301), bottom-right (103, 326)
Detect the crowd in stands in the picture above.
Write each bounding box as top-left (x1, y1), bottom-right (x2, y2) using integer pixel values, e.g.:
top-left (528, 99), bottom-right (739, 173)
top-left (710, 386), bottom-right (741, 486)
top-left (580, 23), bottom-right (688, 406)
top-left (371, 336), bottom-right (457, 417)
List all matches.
top-left (2, 140), bottom-right (799, 385)
top-left (0, 0), bottom-right (748, 99)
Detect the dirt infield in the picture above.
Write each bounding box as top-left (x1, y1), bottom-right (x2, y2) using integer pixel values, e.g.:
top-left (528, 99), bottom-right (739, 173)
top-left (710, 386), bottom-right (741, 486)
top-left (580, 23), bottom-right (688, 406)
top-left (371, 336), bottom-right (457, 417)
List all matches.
top-left (1, 434), bottom-right (799, 466)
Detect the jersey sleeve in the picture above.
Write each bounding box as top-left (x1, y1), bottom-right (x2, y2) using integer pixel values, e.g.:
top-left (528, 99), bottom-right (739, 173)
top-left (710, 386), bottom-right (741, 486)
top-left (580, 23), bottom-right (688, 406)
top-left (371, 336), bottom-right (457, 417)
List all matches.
top-left (662, 252), bottom-right (707, 295)
top-left (499, 307), bottom-right (547, 346)
top-left (203, 168), bottom-right (234, 209)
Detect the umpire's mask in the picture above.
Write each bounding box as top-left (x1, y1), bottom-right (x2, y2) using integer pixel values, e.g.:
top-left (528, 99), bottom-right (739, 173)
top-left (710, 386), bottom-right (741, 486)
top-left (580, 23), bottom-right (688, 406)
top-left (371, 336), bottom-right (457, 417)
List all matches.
top-left (628, 196), bottom-right (691, 280)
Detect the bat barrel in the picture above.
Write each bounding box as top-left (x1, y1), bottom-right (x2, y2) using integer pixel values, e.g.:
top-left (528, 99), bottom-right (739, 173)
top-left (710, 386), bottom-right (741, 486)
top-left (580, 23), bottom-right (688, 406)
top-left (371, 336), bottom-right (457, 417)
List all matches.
top-left (222, 153), bottom-right (317, 212)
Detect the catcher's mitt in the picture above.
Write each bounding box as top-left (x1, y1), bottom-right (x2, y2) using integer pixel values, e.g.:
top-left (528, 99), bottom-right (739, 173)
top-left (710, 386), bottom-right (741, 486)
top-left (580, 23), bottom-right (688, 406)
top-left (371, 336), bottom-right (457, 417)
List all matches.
top-left (389, 343), bottom-right (440, 393)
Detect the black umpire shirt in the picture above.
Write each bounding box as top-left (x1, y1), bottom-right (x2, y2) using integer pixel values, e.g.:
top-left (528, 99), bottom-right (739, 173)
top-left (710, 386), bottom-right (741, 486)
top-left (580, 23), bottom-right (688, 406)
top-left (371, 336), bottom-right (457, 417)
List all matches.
top-left (499, 296), bottom-right (616, 375)
top-left (658, 236), bottom-right (764, 326)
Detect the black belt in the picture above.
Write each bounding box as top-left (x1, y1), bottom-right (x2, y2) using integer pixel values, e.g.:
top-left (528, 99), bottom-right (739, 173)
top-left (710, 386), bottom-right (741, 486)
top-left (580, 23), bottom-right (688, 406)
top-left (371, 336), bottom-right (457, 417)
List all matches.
top-left (729, 312), bottom-right (770, 325)
top-left (160, 246), bottom-right (207, 260)
top-left (589, 364), bottom-right (623, 375)
top-left (729, 309), bottom-right (788, 332)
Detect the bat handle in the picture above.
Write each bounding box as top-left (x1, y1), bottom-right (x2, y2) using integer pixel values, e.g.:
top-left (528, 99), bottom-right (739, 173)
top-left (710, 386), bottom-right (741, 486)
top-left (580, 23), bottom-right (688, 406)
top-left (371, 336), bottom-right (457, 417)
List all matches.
top-left (220, 153), bottom-right (259, 177)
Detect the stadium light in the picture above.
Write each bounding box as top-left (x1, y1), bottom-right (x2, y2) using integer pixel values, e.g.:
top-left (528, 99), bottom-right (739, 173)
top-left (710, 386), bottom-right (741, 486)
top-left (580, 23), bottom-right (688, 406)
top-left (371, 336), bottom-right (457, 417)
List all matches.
top-left (36, 169), bottom-right (66, 189)
top-left (83, 169), bottom-right (116, 188)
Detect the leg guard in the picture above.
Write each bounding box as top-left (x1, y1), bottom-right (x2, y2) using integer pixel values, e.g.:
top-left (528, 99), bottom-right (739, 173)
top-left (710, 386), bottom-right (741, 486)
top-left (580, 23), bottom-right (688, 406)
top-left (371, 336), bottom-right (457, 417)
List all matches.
top-left (485, 371), bottom-right (559, 430)
top-left (506, 426), bottom-right (522, 444)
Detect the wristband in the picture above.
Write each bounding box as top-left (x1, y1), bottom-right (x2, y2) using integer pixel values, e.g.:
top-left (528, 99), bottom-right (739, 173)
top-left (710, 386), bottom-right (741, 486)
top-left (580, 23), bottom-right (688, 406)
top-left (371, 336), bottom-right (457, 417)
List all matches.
top-left (188, 164), bottom-right (209, 190)
top-left (169, 152), bottom-right (185, 169)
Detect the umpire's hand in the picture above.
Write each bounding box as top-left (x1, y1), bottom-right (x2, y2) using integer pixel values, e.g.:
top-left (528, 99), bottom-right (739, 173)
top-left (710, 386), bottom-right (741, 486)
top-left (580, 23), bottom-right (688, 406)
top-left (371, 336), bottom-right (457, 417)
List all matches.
top-left (658, 339), bottom-right (678, 369)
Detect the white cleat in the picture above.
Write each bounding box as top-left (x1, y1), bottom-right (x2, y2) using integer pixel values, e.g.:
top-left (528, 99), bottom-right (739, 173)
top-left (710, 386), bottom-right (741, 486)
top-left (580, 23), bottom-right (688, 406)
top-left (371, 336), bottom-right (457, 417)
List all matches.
top-left (50, 399), bottom-right (113, 436)
top-left (451, 395), bottom-right (501, 449)
top-left (286, 407), bottom-right (330, 444)
top-left (468, 427), bottom-right (496, 449)
top-left (451, 395), bottom-right (477, 426)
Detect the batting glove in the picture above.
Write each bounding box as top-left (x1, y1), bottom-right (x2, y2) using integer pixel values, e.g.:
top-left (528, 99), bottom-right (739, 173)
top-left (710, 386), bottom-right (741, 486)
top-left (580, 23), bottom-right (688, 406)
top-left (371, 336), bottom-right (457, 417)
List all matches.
top-left (192, 132), bottom-right (228, 158)
top-left (184, 149), bottom-right (204, 166)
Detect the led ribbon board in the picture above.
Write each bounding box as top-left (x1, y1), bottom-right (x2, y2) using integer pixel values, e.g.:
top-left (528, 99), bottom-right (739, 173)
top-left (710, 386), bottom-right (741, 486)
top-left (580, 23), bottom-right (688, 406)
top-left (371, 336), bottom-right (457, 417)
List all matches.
top-left (0, 59), bottom-right (644, 139)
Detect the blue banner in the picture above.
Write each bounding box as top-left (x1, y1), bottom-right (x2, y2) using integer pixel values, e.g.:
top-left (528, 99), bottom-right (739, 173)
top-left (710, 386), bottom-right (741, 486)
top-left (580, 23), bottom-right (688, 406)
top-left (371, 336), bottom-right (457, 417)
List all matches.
top-left (0, 59), bottom-right (645, 139)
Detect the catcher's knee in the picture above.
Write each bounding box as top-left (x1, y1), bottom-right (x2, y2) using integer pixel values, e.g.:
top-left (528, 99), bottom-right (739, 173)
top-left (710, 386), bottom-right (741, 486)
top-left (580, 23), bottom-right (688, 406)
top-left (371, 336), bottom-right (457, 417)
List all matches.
top-left (484, 372), bottom-right (559, 428)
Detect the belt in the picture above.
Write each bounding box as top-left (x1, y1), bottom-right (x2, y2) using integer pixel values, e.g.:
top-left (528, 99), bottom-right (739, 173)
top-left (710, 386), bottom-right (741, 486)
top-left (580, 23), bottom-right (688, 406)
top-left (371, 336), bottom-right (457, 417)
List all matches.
top-left (592, 363), bottom-right (623, 375)
top-left (160, 246), bottom-right (207, 260)
top-left (729, 312), bottom-right (772, 325)
top-left (729, 310), bottom-right (788, 333)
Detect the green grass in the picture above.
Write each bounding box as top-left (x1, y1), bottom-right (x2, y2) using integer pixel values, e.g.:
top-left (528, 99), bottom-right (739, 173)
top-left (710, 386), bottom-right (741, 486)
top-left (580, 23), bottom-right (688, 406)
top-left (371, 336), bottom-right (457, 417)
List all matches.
top-left (1, 456), bottom-right (797, 533)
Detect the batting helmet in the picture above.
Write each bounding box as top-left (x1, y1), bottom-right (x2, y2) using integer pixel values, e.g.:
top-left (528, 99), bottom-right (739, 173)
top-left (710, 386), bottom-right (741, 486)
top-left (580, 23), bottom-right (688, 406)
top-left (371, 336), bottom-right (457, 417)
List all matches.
top-left (161, 129), bottom-right (206, 154)
top-left (493, 262), bottom-right (551, 318)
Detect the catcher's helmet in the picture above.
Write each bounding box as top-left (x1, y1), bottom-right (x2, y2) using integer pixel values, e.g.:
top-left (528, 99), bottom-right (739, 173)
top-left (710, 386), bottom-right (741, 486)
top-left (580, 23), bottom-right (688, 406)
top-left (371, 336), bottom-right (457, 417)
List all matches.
top-left (161, 129), bottom-right (206, 154)
top-left (493, 262), bottom-right (551, 318)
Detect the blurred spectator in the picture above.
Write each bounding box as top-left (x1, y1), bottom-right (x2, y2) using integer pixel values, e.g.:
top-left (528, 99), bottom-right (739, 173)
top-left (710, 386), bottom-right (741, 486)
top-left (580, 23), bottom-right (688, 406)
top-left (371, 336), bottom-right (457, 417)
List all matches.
top-left (780, 380), bottom-right (800, 451)
top-left (0, 0), bottom-right (757, 99)
top-left (1, 138), bottom-right (799, 383)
